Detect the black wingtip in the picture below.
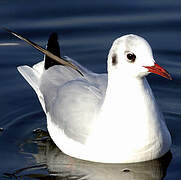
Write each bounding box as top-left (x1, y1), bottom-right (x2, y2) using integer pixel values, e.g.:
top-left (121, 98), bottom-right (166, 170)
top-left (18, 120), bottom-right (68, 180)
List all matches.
top-left (49, 32), bottom-right (58, 41)
top-left (3, 27), bottom-right (84, 77)
top-left (44, 32), bottom-right (61, 70)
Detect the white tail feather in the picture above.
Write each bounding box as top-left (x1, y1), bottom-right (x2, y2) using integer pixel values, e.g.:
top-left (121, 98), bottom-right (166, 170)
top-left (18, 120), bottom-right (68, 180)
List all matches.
top-left (17, 64), bottom-right (46, 112)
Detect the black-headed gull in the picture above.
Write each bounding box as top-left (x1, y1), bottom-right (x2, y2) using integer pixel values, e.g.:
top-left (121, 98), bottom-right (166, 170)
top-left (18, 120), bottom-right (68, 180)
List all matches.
top-left (6, 29), bottom-right (172, 163)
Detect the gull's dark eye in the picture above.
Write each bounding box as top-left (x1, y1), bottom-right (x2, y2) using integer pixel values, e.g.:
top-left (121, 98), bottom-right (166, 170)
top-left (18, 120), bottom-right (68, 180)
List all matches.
top-left (127, 53), bottom-right (136, 63)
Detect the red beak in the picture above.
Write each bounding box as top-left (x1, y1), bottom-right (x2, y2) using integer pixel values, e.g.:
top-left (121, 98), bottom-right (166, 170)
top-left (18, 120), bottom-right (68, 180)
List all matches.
top-left (144, 63), bottom-right (172, 80)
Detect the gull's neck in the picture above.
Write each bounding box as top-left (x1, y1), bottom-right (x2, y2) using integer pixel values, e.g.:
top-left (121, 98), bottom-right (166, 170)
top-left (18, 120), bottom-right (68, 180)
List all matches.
top-left (106, 71), bottom-right (147, 95)
top-left (100, 71), bottom-right (158, 122)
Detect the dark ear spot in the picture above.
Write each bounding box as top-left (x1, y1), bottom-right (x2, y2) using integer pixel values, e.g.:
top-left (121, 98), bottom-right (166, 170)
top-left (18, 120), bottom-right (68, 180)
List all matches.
top-left (112, 54), bottom-right (118, 66)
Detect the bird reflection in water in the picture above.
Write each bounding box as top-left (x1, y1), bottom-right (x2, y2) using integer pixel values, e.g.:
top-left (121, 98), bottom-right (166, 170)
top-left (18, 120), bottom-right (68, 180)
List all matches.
top-left (4, 129), bottom-right (172, 180)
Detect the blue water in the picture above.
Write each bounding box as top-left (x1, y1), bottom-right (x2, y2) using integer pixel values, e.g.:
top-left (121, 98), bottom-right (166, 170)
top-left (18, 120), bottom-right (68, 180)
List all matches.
top-left (0, 0), bottom-right (181, 179)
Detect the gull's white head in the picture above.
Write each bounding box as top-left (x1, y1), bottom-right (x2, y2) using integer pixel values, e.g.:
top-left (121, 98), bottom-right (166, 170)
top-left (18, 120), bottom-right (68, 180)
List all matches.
top-left (108, 34), bottom-right (171, 80)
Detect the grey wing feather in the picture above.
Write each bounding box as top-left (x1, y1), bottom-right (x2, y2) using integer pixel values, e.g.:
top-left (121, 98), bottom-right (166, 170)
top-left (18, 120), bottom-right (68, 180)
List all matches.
top-left (40, 65), bottom-right (107, 144)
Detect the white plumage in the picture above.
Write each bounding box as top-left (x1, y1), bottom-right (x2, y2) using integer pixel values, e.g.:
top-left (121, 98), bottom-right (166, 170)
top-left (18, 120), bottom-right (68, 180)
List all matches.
top-left (16, 33), bottom-right (171, 163)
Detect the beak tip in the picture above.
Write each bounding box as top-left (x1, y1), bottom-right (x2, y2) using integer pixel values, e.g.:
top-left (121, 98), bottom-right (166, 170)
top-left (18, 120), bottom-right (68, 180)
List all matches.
top-left (168, 75), bottom-right (172, 80)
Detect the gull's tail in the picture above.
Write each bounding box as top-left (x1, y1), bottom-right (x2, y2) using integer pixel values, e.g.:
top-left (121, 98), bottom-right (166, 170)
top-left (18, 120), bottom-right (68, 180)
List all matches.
top-left (17, 63), bottom-right (46, 112)
top-left (17, 32), bottom-right (62, 112)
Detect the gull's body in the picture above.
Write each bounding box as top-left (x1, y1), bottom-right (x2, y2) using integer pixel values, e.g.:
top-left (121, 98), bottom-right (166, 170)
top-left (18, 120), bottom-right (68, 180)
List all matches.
top-left (13, 32), bottom-right (171, 163)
